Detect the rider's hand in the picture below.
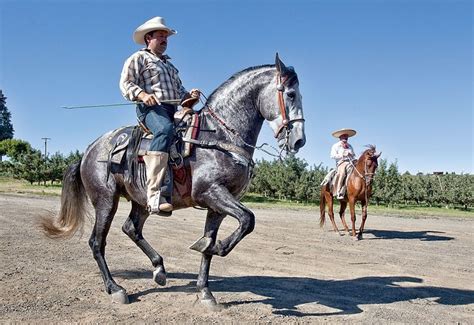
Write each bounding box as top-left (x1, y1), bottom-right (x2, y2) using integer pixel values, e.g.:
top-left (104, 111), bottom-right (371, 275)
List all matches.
top-left (138, 92), bottom-right (159, 106)
top-left (190, 88), bottom-right (201, 98)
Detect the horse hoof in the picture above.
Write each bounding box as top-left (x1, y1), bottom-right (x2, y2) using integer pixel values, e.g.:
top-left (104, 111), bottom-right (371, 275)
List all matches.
top-left (189, 236), bottom-right (212, 253)
top-left (153, 266), bottom-right (167, 286)
top-left (200, 298), bottom-right (225, 311)
top-left (111, 290), bottom-right (129, 304)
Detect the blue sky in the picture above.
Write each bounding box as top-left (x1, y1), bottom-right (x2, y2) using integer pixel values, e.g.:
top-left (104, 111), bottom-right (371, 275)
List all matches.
top-left (1, 0), bottom-right (472, 174)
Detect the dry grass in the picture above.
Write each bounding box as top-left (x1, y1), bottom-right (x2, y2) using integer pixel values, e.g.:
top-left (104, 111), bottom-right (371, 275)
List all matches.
top-left (0, 177), bottom-right (62, 196)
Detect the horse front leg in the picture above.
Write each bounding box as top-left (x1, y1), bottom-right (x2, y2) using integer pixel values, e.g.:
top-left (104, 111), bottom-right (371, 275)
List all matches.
top-left (193, 210), bottom-right (224, 310)
top-left (348, 198), bottom-right (358, 238)
top-left (191, 187), bottom-right (255, 257)
top-left (357, 200), bottom-right (368, 240)
top-left (122, 201), bottom-right (166, 286)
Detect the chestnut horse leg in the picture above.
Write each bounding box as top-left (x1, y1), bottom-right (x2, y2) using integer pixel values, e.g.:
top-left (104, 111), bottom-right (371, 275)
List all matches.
top-left (357, 200), bottom-right (368, 240)
top-left (348, 197), bottom-right (358, 238)
top-left (339, 200), bottom-right (350, 233)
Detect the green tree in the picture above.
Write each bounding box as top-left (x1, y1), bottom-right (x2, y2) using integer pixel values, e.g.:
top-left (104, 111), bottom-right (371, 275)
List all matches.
top-left (0, 90), bottom-right (14, 142)
top-left (13, 149), bottom-right (45, 185)
top-left (372, 158), bottom-right (388, 205)
top-left (0, 139), bottom-right (33, 160)
top-left (385, 161), bottom-right (402, 206)
top-left (44, 152), bottom-right (67, 184)
top-left (453, 174), bottom-right (474, 210)
top-left (64, 150), bottom-right (83, 165)
top-left (250, 159), bottom-right (275, 197)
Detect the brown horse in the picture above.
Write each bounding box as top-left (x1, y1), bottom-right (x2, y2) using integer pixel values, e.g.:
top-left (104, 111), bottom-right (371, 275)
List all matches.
top-left (320, 145), bottom-right (381, 240)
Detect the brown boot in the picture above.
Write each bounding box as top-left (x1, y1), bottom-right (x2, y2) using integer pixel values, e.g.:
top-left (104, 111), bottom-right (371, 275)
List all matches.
top-left (143, 151), bottom-right (173, 214)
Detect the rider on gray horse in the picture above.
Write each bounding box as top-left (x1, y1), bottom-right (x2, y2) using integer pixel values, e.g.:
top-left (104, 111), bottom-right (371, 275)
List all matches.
top-left (120, 16), bottom-right (200, 214)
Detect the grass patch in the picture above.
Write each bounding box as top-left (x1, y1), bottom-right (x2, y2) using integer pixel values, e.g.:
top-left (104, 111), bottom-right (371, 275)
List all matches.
top-left (0, 179), bottom-right (470, 218)
top-left (0, 177), bottom-right (62, 196)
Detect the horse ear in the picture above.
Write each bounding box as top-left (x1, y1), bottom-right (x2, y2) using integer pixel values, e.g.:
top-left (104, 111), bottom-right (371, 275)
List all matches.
top-left (275, 52), bottom-right (287, 73)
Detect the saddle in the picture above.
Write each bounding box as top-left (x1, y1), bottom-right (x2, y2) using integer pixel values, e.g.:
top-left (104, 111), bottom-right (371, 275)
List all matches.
top-left (321, 164), bottom-right (354, 196)
top-left (106, 108), bottom-right (200, 205)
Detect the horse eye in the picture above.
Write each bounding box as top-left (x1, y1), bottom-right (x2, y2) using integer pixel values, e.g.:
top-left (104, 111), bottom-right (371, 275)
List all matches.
top-left (287, 91), bottom-right (296, 99)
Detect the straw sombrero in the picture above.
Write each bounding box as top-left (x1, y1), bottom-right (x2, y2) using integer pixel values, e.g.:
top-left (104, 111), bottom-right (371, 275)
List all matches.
top-left (133, 17), bottom-right (177, 45)
top-left (332, 128), bottom-right (357, 138)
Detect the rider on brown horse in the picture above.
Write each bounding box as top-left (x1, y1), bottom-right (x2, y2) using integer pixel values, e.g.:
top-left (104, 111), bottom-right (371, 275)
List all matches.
top-left (330, 128), bottom-right (357, 199)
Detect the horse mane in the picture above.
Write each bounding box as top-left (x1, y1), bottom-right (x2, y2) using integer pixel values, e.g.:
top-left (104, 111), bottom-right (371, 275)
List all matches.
top-left (204, 64), bottom-right (299, 105)
top-left (357, 145), bottom-right (377, 164)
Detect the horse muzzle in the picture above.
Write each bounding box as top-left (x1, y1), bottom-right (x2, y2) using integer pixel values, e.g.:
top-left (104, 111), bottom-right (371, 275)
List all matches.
top-left (277, 119), bottom-right (306, 153)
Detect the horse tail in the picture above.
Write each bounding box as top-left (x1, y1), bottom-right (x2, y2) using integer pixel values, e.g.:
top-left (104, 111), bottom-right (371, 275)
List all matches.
top-left (41, 160), bottom-right (89, 239)
top-left (319, 186), bottom-right (326, 228)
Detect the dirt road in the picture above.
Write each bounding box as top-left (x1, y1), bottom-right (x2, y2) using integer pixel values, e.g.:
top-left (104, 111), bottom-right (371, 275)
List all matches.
top-left (1, 194), bottom-right (473, 323)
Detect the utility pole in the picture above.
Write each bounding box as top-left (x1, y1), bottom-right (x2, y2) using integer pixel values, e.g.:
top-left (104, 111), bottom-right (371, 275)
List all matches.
top-left (41, 137), bottom-right (51, 160)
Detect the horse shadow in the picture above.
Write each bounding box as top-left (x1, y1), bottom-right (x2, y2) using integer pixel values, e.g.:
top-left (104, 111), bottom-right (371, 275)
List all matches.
top-left (365, 229), bottom-right (454, 241)
top-left (113, 270), bottom-right (474, 316)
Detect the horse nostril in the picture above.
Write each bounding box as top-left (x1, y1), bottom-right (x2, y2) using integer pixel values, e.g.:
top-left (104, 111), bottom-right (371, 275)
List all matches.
top-left (294, 138), bottom-right (305, 151)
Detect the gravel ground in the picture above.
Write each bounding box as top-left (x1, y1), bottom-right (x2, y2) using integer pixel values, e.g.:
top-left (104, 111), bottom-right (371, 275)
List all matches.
top-left (0, 194), bottom-right (473, 323)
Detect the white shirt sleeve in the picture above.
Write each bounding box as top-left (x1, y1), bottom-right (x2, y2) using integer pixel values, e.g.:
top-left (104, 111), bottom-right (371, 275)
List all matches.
top-left (330, 142), bottom-right (343, 160)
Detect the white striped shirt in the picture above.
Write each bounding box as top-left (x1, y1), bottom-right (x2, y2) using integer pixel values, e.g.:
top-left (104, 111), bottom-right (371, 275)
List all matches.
top-left (330, 141), bottom-right (356, 166)
top-left (120, 49), bottom-right (188, 102)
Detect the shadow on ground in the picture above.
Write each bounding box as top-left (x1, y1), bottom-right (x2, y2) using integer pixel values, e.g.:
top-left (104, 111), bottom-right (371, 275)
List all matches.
top-left (365, 229), bottom-right (454, 241)
top-left (113, 270), bottom-right (473, 316)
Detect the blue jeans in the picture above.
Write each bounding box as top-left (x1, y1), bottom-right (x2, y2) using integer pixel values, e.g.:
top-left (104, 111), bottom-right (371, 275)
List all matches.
top-left (136, 103), bottom-right (175, 152)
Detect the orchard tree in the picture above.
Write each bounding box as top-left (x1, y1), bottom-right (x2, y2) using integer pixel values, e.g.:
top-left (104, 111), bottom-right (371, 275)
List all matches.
top-left (0, 139), bottom-right (33, 160)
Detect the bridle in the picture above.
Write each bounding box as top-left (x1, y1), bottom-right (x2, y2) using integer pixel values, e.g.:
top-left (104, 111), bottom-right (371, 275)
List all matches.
top-left (274, 71), bottom-right (305, 141)
top-left (200, 69), bottom-right (305, 159)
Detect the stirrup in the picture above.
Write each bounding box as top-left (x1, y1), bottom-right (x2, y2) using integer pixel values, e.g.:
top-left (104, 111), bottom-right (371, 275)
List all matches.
top-left (147, 193), bottom-right (173, 216)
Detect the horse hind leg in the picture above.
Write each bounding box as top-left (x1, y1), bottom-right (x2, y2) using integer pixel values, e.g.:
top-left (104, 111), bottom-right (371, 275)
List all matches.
top-left (88, 194), bottom-right (128, 303)
top-left (122, 201), bottom-right (166, 286)
top-left (326, 190), bottom-right (341, 234)
top-left (339, 200), bottom-right (350, 233)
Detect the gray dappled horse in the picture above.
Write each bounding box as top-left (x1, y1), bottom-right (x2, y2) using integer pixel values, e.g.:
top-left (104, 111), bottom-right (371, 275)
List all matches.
top-left (42, 54), bottom-right (306, 307)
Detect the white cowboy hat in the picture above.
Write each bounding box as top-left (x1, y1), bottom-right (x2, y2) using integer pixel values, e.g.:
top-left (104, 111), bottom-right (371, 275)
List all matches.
top-left (133, 17), bottom-right (177, 45)
top-left (332, 128), bottom-right (357, 138)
